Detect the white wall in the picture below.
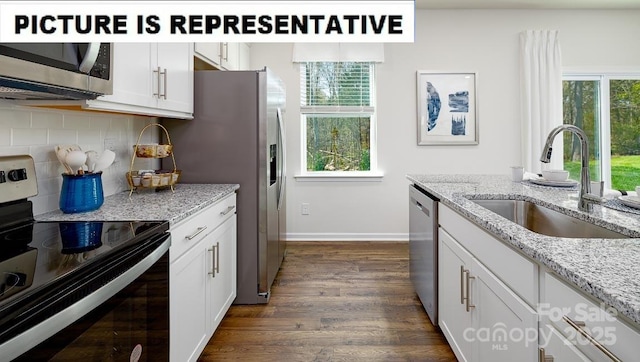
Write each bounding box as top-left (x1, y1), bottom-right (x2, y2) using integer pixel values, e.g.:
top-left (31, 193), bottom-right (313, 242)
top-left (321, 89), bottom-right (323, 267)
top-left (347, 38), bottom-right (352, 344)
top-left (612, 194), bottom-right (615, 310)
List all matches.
top-left (250, 9), bottom-right (640, 241)
top-left (0, 102), bottom-right (159, 215)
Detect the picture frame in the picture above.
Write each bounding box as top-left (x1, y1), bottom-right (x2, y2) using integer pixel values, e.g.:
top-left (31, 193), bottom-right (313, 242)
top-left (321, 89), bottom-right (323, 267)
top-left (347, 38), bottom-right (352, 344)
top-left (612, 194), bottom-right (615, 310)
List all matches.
top-left (416, 71), bottom-right (478, 145)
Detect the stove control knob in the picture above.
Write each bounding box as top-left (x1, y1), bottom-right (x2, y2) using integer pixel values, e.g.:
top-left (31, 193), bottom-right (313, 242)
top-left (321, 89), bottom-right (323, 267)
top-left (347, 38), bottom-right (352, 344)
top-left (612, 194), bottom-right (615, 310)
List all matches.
top-left (0, 171), bottom-right (5, 183)
top-left (8, 168), bottom-right (27, 182)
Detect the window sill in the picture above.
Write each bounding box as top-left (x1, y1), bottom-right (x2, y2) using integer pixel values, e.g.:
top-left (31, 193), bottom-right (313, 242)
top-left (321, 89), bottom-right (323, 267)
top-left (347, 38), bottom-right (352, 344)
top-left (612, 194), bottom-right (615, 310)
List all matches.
top-left (294, 171), bottom-right (384, 182)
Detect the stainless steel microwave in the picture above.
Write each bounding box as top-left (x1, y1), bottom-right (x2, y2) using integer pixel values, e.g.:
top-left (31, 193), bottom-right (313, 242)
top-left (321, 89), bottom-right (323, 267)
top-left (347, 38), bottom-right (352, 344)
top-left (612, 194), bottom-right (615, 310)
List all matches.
top-left (0, 43), bottom-right (113, 100)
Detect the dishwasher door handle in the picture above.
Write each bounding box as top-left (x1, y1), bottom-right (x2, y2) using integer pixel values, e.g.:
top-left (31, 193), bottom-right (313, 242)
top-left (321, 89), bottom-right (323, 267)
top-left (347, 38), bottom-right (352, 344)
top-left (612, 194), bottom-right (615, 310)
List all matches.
top-left (413, 199), bottom-right (430, 217)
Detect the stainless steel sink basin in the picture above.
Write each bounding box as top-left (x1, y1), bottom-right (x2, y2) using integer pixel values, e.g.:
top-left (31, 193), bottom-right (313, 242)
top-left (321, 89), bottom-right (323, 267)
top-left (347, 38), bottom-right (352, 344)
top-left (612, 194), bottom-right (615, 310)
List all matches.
top-left (470, 199), bottom-right (628, 239)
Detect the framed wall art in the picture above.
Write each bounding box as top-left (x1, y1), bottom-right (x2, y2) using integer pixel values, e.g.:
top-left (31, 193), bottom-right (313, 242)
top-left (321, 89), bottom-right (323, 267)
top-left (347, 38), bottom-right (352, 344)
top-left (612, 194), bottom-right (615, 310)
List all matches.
top-left (416, 71), bottom-right (478, 145)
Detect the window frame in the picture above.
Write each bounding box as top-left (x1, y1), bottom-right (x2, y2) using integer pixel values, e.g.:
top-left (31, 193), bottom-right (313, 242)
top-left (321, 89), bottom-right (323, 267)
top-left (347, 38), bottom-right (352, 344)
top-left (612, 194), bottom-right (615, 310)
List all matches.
top-left (563, 71), bottom-right (640, 190)
top-left (296, 62), bottom-right (383, 181)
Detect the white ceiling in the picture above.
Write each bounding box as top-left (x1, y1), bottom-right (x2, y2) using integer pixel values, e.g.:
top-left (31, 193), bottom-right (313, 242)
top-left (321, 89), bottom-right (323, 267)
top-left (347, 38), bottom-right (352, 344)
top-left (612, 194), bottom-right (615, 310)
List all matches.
top-left (415, 0), bottom-right (640, 9)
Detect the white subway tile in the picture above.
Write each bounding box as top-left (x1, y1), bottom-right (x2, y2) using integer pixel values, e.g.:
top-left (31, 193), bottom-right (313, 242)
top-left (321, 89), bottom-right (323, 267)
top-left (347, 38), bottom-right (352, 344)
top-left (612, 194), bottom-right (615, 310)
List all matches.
top-left (14, 128), bottom-right (47, 145)
top-left (77, 129), bottom-right (102, 147)
top-left (49, 129), bottom-right (78, 144)
top-left (89, 116), bottom-right (112, 130)
top-left (29, 144), bottom-right (58, 163)
top-left (63, 113), bottom-right (92, 129)
top-left (37, 173), bottom-right (62, 195)
top-left (0, 130), bottom-right (10, 146)
top-left (0, 106), bottom-right (153, 215)
top-left (32, 111), bottom-right (64, 129)
top-left (0, 109), bottom-right (30, 128)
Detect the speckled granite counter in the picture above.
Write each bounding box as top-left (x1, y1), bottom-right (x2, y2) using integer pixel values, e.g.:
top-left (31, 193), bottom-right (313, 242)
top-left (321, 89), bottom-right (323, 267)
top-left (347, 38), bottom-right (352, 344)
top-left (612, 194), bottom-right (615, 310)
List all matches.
top-left (36, 184), bottom-right (239, 226)
top-left (407, 174), bottom-right (640, 326)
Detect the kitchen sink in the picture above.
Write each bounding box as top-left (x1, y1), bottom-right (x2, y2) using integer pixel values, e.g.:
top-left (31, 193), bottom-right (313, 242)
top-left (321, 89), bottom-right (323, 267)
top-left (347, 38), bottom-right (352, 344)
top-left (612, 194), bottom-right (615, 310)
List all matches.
top-left (469, 198), bottom-right (628, 239)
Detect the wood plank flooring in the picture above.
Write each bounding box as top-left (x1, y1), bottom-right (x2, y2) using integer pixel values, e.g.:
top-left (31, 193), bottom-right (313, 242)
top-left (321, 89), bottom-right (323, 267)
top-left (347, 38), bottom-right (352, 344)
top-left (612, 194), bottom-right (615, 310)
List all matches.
top-left (198, 241), bottom-right (456, 362)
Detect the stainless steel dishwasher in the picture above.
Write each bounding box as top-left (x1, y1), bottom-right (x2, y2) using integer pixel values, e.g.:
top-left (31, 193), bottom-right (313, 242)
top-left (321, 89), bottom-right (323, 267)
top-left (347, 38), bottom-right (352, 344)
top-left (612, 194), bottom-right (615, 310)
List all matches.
top-left (409, 184), bottom-right (439, 326)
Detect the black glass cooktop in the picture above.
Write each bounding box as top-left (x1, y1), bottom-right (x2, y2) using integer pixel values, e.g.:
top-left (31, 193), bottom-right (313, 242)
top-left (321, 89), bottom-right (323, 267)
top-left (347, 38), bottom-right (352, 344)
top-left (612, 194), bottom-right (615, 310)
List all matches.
top-left (0, 220), bottom-right (169, 308)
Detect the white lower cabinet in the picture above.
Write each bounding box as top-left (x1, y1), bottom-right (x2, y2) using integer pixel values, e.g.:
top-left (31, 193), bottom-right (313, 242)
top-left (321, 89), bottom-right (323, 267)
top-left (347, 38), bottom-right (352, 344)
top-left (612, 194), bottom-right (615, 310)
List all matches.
top-left (208, 215), bottom-right (237, 332)
top-left (169, 194), bottom-right (237, 362)
top-left (538, 324), bottom-right (590, 361)
top-left (439, 229), bottom-right (474, 361)
top-left (439, 227), bottom-right (538, 362)
top-left (436, 203), bottom-right (640, 361)
top-left (170, 231), bottom-right (209, 361)
top-left (541, 271), bottom-right (640, 362)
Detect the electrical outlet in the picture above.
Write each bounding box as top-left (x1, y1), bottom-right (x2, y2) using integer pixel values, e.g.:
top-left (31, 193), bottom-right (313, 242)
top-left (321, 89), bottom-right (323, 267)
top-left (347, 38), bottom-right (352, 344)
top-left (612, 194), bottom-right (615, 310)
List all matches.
top-left (301, 203), bottom-right (310, 215)
top-left (104, 138), bottom-right (117, 152)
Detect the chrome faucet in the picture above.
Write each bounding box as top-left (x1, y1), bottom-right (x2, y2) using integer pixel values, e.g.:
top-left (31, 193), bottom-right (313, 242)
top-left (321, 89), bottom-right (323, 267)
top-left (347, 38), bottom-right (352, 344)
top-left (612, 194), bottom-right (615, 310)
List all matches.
top-left (540, 124), bottom-right (595, 211)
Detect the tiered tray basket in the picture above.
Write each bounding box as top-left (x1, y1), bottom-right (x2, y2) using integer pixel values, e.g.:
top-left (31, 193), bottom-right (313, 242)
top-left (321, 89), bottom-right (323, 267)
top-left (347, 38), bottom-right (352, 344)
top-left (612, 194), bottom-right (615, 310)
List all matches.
top-left (126, 123), bottom-right (181, 196)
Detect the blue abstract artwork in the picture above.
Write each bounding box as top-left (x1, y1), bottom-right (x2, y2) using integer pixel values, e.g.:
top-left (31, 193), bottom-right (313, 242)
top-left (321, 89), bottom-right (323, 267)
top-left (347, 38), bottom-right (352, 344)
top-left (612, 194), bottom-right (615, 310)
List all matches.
top-left (417, 71), bottom-right (477, 145)
top-left (448, 91), bottom-right (469, 113)
top-left (451, 116), bottom-right (466, 135)
top-left (426, 82), bottom-right (441, 131)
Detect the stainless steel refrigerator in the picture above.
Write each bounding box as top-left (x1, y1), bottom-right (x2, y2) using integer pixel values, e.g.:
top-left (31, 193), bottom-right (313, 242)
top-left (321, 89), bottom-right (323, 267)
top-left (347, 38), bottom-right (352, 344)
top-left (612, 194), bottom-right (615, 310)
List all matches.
top-left (162, 68), bottom-right (286, 304)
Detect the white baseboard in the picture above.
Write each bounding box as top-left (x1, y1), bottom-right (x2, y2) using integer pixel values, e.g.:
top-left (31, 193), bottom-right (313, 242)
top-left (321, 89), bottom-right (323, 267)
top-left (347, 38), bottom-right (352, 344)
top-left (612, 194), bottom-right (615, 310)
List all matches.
top-left (285, 232), bottom-right (409, 242)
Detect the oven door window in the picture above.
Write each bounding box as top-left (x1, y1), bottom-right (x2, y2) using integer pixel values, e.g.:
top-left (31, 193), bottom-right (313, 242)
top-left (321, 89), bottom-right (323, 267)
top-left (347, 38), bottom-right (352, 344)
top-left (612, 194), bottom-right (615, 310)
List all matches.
top-left (15, 250), bottom-right (169, 362)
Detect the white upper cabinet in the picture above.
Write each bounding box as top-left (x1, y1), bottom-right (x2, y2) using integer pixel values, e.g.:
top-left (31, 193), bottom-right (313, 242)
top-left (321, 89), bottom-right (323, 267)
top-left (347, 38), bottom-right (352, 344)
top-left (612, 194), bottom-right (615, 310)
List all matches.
top-left (155, 43), bottom-right (194, 114)
top-left (85, 43), bottom-right (194, 119)
top-left (220, 42), bottom-right (239, 70)
top-left (239, 43), bottom-right (251, 70)
top-left (194, 42), bottom-right (250, 70)
top-left (194, 42), bottom-right (223, 69)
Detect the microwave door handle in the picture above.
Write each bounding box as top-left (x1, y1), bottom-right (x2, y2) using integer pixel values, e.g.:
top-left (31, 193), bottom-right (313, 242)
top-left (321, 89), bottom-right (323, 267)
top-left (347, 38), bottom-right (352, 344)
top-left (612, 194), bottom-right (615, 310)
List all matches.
top-left (78, 43), bottom-right (101, 73)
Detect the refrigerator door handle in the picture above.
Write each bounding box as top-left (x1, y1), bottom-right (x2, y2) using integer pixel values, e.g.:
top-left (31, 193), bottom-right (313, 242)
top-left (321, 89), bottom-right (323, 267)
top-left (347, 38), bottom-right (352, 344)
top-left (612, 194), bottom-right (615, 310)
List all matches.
top-left (276, 107), bottom-right (286, 211)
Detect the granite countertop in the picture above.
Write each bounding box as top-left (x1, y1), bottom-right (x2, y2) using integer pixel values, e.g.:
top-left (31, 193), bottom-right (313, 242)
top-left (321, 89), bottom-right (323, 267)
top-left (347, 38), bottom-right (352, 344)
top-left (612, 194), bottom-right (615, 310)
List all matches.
top-left (36, 184), bottom-right (239, 226)
top-left (407, 174), bottom-right (640, 326)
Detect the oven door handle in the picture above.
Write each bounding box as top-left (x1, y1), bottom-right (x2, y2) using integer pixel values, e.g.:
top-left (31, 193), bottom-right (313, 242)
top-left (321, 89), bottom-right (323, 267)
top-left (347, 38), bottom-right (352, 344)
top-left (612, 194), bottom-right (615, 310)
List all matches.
top-left (0, 235), bottom-right (170, 361)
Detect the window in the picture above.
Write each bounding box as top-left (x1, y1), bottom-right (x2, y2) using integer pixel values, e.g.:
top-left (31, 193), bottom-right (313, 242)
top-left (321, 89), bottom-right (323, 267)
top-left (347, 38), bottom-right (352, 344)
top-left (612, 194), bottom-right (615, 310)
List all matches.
top-left (300, 62), bottom-right (377, 176)
top-left (562, 74), bottom-right (640, 190)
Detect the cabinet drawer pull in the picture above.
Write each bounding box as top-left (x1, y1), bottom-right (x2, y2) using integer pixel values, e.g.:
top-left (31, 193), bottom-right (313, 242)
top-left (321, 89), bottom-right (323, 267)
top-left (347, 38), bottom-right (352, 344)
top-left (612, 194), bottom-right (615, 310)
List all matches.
top-left (220, 205), bottom-right (236, 216)
top-left (562, 315), bottom-right (621, 362)
top-left (186, 226), bottom-right (207, 240)
top-left (464, 269), bottom-right (475, 312)
top-left (538, 348), bottom-right (554, 362)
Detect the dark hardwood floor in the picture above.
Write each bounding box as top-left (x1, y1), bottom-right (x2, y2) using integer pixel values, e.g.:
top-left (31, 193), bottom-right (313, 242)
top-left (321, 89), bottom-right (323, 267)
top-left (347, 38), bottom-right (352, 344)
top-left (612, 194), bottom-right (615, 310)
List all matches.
top-left (198, 241), bottom-right (456, 361)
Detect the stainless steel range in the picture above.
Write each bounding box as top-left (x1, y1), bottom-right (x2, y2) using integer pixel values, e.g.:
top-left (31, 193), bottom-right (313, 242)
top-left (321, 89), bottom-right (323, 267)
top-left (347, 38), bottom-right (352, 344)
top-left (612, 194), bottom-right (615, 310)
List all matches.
top-left (0, 155), bottom-right (171, 361)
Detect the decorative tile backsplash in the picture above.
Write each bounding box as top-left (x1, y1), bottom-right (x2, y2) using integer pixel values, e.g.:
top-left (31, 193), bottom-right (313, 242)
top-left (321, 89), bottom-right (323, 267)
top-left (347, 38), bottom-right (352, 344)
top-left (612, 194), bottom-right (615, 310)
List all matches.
top-left (0, 102), bottom-right (160, 215)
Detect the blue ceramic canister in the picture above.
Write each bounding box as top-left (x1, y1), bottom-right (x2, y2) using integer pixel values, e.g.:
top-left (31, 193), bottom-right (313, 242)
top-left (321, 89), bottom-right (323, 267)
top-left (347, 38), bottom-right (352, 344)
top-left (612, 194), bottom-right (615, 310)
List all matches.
top-left (59, 172), bottom-right (104, 214)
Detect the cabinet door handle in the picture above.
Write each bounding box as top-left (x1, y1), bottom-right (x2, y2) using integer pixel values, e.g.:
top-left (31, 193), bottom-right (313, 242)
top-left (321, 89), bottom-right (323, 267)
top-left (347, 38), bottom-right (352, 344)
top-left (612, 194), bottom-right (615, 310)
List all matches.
top-left (153, 66), bottom-right (161, 98)
top-left (562, 315), bottom-right (621, 362)
top-left (223, 42), bottom-right (229, 61)
top-left (460, 265), bottom-right (465, 305)
top-left (464, 269), bottom-right (475, 312)
top-left (220, 205), bottom-right (236, 216)
top-left (161, 68), bottom-right (167, 99)
top-left (538, 348), bottom-right (554, 362)
top-left (208, 242), bottom-right (219, 278)
top-left (215, 241), bottom-right (220, 274)
top-left (186, 226), bottom-right (207, 240)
